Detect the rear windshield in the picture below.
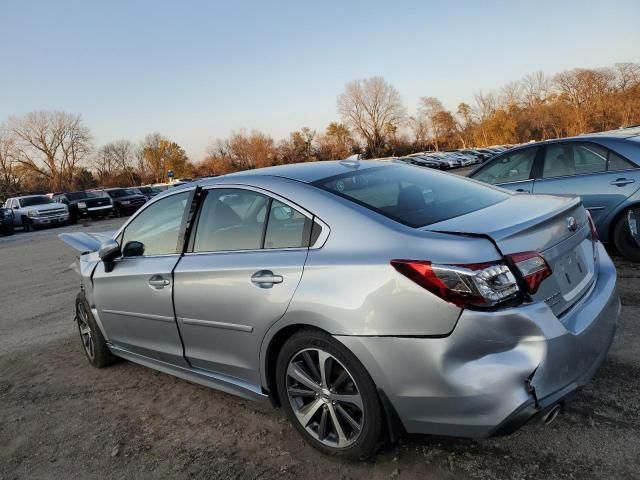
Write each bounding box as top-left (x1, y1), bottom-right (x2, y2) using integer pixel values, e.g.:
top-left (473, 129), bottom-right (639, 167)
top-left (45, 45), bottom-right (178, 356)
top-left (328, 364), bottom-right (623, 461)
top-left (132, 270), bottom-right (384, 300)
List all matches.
top-left (313, 165), bottom-right (508, 228)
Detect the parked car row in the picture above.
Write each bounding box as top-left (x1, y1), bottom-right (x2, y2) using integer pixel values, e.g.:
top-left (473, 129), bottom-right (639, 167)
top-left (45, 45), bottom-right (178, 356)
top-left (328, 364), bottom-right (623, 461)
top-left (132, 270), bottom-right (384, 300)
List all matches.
top-left (0, 182), bottom-right (194, 235)
top-left (392, 145), bottom-right (512, 170)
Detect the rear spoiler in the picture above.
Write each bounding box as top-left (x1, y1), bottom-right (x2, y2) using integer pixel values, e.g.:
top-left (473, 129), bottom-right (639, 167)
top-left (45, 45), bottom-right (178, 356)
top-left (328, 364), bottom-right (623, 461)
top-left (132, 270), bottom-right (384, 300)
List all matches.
top-left (58, 231), bottom-right (115, 254)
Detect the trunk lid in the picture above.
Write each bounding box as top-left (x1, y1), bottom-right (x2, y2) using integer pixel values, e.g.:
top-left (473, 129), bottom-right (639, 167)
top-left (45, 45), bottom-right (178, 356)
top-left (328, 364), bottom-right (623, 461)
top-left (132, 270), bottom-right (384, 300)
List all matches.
top-left (59, 231), bottom-right (116, 254)
top-left (424, 194), bottom-right (598, 317)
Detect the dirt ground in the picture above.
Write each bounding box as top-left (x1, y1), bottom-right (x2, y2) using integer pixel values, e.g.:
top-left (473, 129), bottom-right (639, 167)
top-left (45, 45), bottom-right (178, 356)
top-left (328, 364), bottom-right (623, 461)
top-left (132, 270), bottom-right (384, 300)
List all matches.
top-left (1, 217), bottom-right (639, 480)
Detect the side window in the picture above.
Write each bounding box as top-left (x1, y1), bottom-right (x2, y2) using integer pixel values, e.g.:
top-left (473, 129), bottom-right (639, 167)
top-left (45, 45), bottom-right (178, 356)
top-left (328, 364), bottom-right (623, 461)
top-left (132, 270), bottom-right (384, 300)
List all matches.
top-left (574, 144), bottom-right (607, 174)
top-left (542, 143), bottom-right (607, 178)
top-left (472, 148), bottom-right (537, 184)
top-left (264, 200), bottom-right (312, 249)
top-left (542, 144), bottom-right (576, 178)
top-left (194, 189), bottom-right (269, 252)
top-left (608, 151), bottom-right (635, 171)
top-left (121, 191), bottom-right (190, 256)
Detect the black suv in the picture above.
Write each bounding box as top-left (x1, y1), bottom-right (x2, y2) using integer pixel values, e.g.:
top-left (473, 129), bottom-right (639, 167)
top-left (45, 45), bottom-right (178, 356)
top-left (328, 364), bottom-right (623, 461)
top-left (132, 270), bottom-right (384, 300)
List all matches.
top-left (0, 206), bottom-right (14, 235)
top-left (53, 191), bottom-right (114, 224)
top-left (100, 188), bottom-right (147, 217)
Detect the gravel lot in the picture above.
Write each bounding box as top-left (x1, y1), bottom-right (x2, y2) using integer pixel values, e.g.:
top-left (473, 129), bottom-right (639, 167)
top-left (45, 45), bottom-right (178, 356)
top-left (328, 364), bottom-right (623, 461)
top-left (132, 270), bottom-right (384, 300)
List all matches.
top-left (1, 217), bottom-right (639, 480)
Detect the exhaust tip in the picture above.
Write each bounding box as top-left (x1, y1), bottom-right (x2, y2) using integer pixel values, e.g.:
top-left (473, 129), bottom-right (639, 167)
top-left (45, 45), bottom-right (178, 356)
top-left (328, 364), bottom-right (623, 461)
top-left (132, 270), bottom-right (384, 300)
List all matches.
top-left (543, 404), bottom-right (562, 425)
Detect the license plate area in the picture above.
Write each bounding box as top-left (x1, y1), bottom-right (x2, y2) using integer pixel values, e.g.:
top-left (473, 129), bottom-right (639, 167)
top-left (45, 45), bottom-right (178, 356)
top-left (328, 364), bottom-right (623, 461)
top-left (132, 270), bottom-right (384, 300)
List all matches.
top-left (552, 239), bottom-right (595, 300)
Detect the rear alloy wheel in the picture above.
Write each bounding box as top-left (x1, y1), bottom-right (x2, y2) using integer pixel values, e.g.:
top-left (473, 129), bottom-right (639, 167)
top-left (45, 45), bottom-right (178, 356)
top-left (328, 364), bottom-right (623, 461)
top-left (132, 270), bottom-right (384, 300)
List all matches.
top-left (276, 329), bottom-right (382, 459)
top-left (613, 210), bottom-right (640, 262)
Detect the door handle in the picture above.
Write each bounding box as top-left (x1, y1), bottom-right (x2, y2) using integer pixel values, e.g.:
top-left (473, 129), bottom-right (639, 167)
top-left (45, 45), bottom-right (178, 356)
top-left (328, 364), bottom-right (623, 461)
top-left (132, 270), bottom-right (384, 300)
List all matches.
top-left (515, 188), bottom-right (528, 193)
top-left (610, 178), bottom-right (635, 187)
top-left (148, 275), bottom-right (170, 289)
top-left (251, 270), bottom-right (283, 288)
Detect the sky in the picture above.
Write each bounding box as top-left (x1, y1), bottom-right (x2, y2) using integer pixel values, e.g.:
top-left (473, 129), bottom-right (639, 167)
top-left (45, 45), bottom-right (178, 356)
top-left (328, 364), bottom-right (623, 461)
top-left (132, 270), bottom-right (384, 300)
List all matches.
top-left (1, 0), bottom-right (639, 161)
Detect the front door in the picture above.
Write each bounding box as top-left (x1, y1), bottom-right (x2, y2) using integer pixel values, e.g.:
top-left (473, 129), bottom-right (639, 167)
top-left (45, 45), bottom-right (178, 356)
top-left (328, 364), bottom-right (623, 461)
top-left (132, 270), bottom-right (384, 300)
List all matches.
top-left (173, 187), bottom-right (312, 385)
top-left (92, 190), bottom-right (192, 365)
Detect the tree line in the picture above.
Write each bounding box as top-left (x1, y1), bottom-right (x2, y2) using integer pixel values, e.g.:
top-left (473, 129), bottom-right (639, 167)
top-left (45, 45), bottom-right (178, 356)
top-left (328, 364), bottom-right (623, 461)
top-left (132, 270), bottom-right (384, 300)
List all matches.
top-left (1, 62), bottom-right (638, 196)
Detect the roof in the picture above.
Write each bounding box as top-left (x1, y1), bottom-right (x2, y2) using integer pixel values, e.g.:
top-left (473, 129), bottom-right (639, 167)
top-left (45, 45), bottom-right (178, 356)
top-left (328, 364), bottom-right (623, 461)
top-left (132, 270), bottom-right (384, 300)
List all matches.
top-left (216, 160), bottom-right (387, 184)
top-left (584, 125), bottom-right (640, 139)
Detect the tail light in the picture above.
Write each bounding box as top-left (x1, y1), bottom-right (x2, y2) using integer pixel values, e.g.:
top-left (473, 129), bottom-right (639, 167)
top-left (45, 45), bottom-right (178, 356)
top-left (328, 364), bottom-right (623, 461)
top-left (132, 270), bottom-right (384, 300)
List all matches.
top-left (390, 260), bottom-right (520, 309)
top-left (587, 212), bottom-right (598, 240)
top-left (506, 251), bottom-right (552, 294)
top-left (392, 251), bottom-right (553, 309)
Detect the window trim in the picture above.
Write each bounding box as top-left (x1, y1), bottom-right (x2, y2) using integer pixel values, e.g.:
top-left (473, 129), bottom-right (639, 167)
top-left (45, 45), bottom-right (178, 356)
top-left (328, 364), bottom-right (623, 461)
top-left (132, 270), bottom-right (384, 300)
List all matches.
top-left (185, 184), bottom-right (329, 255)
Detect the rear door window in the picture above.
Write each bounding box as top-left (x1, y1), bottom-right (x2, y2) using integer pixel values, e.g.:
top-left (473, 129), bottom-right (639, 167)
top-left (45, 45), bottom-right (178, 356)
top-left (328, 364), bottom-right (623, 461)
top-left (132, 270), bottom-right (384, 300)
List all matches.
top-left (193, 189), bottom-right (269, 252)
top-left (608, 151), bottom-right (635, 171)
top-left (471, 148), bottom-right (537, 185)
top-left (542, 142), bottom-right (607, 178)
top-left (264, 200), bottom-right (312, 249)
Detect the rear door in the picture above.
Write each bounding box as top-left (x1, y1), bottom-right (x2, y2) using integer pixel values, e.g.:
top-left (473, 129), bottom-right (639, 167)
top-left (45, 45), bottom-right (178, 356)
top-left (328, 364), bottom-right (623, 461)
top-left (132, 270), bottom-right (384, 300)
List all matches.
top-left (173, 187), bottom-right (312, 385)
top-left (92, 189), bottom-right (193, 365)
top-left (532, 141), bottom-right (640, 225)
top-left (469, 146), bottom-right (538, 193)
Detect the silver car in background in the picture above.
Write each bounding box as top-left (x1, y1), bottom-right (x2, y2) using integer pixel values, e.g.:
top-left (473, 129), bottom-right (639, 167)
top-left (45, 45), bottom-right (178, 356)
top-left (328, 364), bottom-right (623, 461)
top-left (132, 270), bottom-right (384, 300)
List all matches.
top-left (4, 194), bottom-right (70, 231)
top-left (60, 160), bottom-right (619, 459)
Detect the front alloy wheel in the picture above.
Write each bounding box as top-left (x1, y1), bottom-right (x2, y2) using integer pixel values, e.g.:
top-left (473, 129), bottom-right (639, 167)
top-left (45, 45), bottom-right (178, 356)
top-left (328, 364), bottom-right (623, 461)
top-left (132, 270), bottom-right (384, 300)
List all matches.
top-left (77, 300), bottom-right (96, 361)
top-left (287, 348), bottom-right (364, 448)
top-left (75, 292), bottom-right (117, 368)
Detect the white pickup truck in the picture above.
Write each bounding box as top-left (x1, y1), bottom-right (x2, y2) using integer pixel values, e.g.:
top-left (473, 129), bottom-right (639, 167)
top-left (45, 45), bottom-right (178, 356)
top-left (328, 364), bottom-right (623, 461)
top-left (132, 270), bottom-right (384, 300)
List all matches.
top-left (3, 195), bottom-right (69, 231)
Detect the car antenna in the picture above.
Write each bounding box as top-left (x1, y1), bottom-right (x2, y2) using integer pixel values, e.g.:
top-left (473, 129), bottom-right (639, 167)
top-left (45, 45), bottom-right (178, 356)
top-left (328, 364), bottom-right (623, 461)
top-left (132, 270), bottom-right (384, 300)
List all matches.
top-left (339, 154), bottom-right (361, 168)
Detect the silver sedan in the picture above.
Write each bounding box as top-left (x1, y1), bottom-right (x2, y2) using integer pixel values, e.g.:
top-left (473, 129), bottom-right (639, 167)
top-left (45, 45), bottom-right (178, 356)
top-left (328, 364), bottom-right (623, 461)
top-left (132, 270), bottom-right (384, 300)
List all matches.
top-left (60, 160), bottom-right (619, 459)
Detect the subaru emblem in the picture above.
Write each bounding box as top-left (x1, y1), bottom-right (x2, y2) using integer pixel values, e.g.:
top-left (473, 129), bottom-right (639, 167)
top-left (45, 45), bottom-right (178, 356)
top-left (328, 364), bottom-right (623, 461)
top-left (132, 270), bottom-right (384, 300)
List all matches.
top-left (567, 216), bottom-right (578, 231)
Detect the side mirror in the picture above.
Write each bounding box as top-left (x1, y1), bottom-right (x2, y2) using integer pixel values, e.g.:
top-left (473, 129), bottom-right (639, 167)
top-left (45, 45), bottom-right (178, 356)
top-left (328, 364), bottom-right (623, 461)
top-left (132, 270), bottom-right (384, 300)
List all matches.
top-left (99, 239), bottom-right (121, 273)
top-left (122, 241), bottom-right (145, 258)
top-left (13, 205), bottom-right (19, 209)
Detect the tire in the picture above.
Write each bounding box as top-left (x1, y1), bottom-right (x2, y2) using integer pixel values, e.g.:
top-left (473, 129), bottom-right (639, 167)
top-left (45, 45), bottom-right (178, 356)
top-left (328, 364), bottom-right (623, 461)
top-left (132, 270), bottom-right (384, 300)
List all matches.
top-left (114, 207), bottom-right (123, 218)
top-left (276, 329), bottom-right (383, 459)
top-left (2, 225), bottom-right (13, 236)
top-left (75, 292), bottom-right (117, 368)
top-left (613, 210), bottom-right (640, 262)
top-left (22, 217), bottom-right (33, 232)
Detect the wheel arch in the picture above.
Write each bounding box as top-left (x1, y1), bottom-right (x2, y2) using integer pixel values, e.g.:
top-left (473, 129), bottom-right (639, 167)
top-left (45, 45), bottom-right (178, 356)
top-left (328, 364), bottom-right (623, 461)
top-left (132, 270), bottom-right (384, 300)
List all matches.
top-left (262, 323), bottom-right (327, 407)
top-left (260, 321), bottom-right (406, 443)
top-left (607, 201), bottom-right (640, 244)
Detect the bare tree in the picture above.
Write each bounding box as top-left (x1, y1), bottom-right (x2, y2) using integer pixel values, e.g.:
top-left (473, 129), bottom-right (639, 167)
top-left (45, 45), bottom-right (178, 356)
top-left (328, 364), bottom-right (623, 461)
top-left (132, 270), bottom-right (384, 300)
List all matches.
top-left (8, 111), bottom-right (92, 191)
top-left (522, 71), bottom-right (550, 107)
top-left (408, 116), bottom-right (429, 151)
top-left (473, 91), bottom-right (498, 145)
top-left (0, 124), bottom-right (22, 196)
top-left (337, 77), bottom-right (406, 158)
top-left (419, 97), bottom-right (446, 151)
top-left (95, 139), bottom-right (137, 186)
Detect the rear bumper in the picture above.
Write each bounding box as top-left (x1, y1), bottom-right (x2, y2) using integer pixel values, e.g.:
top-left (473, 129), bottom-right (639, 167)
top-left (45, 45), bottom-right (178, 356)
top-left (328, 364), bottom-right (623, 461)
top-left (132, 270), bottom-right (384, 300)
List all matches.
top-left (337, 242), bottom-right (619, 438)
